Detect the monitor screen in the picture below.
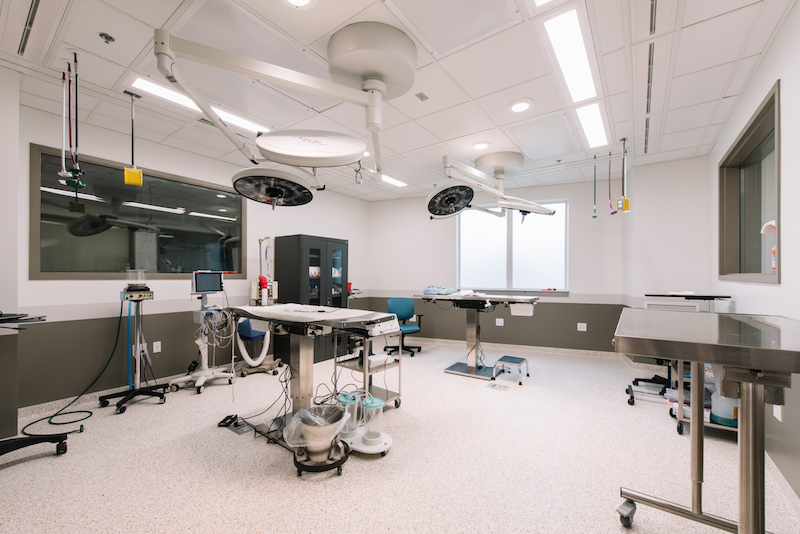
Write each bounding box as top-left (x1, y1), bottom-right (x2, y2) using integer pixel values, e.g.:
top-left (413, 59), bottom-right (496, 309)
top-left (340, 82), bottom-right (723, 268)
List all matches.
top-left (192, 271), bottom-right (224, 294)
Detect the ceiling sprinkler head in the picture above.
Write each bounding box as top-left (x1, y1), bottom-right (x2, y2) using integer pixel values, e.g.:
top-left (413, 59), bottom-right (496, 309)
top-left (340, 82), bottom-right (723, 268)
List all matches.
top-left (99, 32), bottom-right (115, 44)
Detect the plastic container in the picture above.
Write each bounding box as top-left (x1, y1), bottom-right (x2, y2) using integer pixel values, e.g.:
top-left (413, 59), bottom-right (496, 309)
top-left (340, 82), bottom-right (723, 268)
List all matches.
top-left (337, 393), bottom-right (361, 438)
top-left (710, 364), bottom-right (738, 427)
top-left (361, 396), bottom-right (386, 446)
top-left (126, 269), bottom-right (147, 289)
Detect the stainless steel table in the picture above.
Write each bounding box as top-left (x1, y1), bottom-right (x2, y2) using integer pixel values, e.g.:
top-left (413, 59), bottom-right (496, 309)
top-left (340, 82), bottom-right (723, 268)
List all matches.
top-left (614, 308), bottom-right (800, 533)
top-left (415, 293), bottom-right (538, 380)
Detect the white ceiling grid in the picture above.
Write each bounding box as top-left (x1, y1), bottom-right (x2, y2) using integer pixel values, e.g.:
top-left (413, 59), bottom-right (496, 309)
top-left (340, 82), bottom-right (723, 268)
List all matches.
top-left (0, 0), bottom-right (795, 202)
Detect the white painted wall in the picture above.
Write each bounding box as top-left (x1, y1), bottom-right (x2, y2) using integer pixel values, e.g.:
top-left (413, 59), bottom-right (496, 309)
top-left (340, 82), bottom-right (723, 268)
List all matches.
top-left (709, 1), bottom-right (800, 319)
top-left (0, 69), bottom-right (20, 337)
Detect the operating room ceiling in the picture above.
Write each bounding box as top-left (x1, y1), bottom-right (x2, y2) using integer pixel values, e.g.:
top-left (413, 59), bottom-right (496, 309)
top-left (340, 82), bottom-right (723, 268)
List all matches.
top-left (1, 0), bottom-right (795, 202)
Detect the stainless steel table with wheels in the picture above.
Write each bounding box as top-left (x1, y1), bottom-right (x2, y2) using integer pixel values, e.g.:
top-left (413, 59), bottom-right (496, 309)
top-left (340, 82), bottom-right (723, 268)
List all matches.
top-left (614, 308), bottom-right (800, 534)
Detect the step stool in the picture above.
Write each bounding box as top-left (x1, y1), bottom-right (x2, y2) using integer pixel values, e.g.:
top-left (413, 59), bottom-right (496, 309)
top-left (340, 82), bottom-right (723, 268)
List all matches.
top-left (492, 355), bottom-right (530, 385)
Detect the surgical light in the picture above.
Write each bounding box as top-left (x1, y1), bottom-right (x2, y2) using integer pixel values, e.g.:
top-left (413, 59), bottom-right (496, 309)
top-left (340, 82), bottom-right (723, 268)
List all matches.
top-left (576, 103), bottom-right (608, 148)
top-left (122, 201), bottom-right (185, 214)
top-left (544, 9), bottom-right (596, 103)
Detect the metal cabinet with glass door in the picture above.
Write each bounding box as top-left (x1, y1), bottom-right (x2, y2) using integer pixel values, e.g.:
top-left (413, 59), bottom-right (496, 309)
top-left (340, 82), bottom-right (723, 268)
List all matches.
top-left (274, 235), bottom-right (349, 362)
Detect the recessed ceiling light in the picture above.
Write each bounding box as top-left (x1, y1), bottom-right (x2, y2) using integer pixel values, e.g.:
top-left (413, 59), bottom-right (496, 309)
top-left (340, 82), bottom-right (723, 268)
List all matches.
top-left (576, 103), bottom-right (608, 148)
top-left (285, 0), bottom-right (315, 8)
top-left (381, 174), bottom-right (408, 187)
top-left (508, 98), bottom-right (534, 113)
top-left (544, 9), bottom-right (596, 103)
top-left (473, 142), bottom-right (489, 150)
top-left (216, 194), bottom-right (226, 198)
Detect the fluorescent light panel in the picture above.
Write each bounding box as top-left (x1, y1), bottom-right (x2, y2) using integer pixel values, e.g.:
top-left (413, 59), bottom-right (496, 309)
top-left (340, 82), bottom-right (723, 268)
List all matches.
top-left (122, 201), bottom-right (185, 214)
top-left (188, 211), bottom-right (237, 221)
top-left (381, 174), bottom-right (407, 187)
top-left (544, 9), bottom-right (596, 103)
top-left (576, 103), bottom-right (608, 148)
top-left (40, 186), bottom-right (103, 202)
top-left (132, 78), bottom-right (269, 133)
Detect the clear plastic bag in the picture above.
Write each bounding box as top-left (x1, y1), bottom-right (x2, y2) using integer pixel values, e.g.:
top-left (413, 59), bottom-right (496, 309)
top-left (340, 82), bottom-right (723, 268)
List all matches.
top-left (283, 405), bottom-right (349, 449)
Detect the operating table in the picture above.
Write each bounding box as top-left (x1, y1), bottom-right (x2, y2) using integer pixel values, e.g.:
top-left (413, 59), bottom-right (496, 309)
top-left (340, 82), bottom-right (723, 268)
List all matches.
top-left (415, 293), bottom-right (538, 380)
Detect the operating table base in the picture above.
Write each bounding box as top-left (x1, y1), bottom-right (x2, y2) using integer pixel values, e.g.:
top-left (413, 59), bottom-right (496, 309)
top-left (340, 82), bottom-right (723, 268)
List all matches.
top-left (444, 361), bottom-right (495, 380)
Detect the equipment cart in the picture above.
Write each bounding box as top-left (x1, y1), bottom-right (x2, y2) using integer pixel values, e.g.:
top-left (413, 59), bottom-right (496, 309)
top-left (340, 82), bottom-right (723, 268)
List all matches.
top-left (335, 333), bottom-right (402, 409)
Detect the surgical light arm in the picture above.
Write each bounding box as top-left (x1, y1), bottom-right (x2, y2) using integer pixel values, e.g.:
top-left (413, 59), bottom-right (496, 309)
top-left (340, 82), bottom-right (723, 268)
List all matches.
top-left (153, 29), bottom-right (384, 172)
top-left (442, 156), bottom-right (555, 216)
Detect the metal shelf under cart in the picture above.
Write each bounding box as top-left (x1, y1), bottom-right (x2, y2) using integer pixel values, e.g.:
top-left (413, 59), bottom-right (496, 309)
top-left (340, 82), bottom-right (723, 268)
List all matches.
top-left (672, 360), bottom-right (739, 437)
top-left (335, 331), bottom-right (402, 409)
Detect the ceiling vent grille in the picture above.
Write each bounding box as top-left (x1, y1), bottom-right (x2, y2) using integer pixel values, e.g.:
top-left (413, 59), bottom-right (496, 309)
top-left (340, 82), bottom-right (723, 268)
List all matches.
top-left (17, 0), bottom-right (41, 55)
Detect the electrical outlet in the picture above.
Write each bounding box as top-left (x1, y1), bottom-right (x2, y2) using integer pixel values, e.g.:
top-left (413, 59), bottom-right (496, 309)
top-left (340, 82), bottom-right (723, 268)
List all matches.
top-left (577, 323), bottom-right (587, 332)
top-left (774, 404), bottom-right (782, 422)
top-left (496, 318), bottom-right (504, 327)
top-left (153, 341), bottom-right (162, 353)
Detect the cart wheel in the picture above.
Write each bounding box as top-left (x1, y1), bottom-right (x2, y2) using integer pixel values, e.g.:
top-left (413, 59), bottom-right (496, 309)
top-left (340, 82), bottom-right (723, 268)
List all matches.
top-left (337, 466), bottom-right (342, 476)
top-left (100, 399), bottom-right (109, 408)
top-left (241, 371), bottom-right (247, 377)
top-left (228, 378), bottom-right (233, 384)
top-left (620, 515), bottom-right (632, 528)
top-left (381, 451), bottom-right (387, 457)
top-left (118, 405), bottom-right (126, 414)
top-left (278, 362), bottom-right (283, 367)
top-left (677, 421), bottom-right (684, 435)
top-left (170, 384), bottom-right (179, 392)
top-left (297, 469), bottom-right (302, 477)
top-left (159, 396), bottom-right (166, 404)
top-left (669, 407), bottom-right (676, 419)
top-left (197, 385), bottom-right (204, 394)
top-left (272, 370), bottom-right (279, 375)
top-left (395, 399), bottom-right (401, 408)
top-left (56, 441), bottom-right (67, 455)
top-left (627, 397), bottom-right (635, 406)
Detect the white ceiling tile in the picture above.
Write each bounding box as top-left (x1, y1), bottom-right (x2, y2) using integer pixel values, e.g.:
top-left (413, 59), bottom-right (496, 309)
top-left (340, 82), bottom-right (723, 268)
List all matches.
top-left (531, 168), bottom-right (584, 185)
top-left (531, 149), bottom-right (588, 169)
top-left (86, 113), bottom-right (167, 143)
top-left (725, 55), bottom-right (760, 97)
top-left (612, 120), bottom-right (635, 145)
top-left (48, 45), bottom-right (127, 90)
top-left (161, 135), bottom-right (230, 159)
top-left (380, 155), bottom-right (442, 185)
top-left (663, 102), bottom-right (716, 134)
top-left (712, 96), bottom-right (736, 124)
top-left (391, 0), bottom-right (519, 55)
top-left (103, 0), bottom-right (185, 28)
top-left (446, 129), bottom-right (519, 160)
top-left (742, 0), bottom-right (793, 57)
top-left (239, 0), bottom-right (374, 47)
top-left (439, 23), bottom-right (548, 99)
top-left (506, 112), bottom-right (581, 161)
top-left (589, 0), bottom-right (626, 54)
top-left (404, 144), bottom-right (462, 173)
top-left (415, 101), bottom-right (495, 141)
top-left (703, 123), bottom-right (722, 146)
top-left (322, 101), bottom-right (409, 137)
top-left (609, 92), bottom-right (632, 124)
top-left (389, 63), bottom-right (470, 119)
top-left (682, 0), bottom-right (761, 26)
top-left (602, 49), bottom-right (628, 96)
top-left (94, 101), bottom-right (183, 136)
top-left (380, 121), bottom-right (441, 153)
top-left (60, 0), bottom-right (153, 67)
top-left (475, 76), bottom-right (563, 127)
top-left (660, 126), bottom-right (705, 152)
top-left (668, 63), bottom-right (733, 110)
top-left (673, 5), bottom-right (759, 77)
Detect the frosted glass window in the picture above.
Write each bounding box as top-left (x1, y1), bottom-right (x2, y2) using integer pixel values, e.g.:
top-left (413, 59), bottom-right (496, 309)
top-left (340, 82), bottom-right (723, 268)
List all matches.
top-left (458, 209), bottom-right (506, 288)
top-left (458, 201), bottom-right (567, 290)
top-left (513, 202), bottom-right (567, 289)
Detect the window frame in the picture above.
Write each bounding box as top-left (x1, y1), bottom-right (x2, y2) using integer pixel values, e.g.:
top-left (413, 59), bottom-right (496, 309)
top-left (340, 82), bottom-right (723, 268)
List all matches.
top-left (457, 200), bottom-right (569, 293)
top-left (29, 143), bottom-right (247, 281)
top-left (718, 80), bottom-right (780, 284)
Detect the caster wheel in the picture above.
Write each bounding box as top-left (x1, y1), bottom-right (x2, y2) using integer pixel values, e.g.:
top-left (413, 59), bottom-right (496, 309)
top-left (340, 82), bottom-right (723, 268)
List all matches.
top-left (490, 377), bottom-right (495, 381)
top-left (241, 371), bottom-right (247, 377)
top-left (170, 384), bottom-right (179, 392)
top-left (628, 397), bottom-right (635, 406)
top-left (272, 370), bottom-right (279, 375)
top-left (228, 378), bottom-right (233, 384)
top-left (197, 386), bottom-right (204, 394)
top-left (620, 515), bottom-right (632, 528)
top-left (159, 396), bottom-right (166, 404)
top-left (56, 442), bottom-right (67, 455)
top-left (677, 421), bottom-right (684, 435)
top-left (381, 451), bottom-right (387, 457)
top-left (118, 405), bottom-right (127, 414)
top-left (518, 381), bottom-right (522, 386)
top-left (297, 470), bottom-right (302, 477)
top-left (278, 362), bottom-right (284, 367)
top-left (337, 466), bottom-right (342, 476)
top-left (395, 399), bottom-right (401, 408)
top-left (100, 399), bottom-right (109, 408)
top-left (669, 407), bottom-right (676, 419)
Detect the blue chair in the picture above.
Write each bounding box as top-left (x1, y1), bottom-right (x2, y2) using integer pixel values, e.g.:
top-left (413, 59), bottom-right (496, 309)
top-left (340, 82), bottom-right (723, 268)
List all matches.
top-left (384, 298), bottom-right (423, 357)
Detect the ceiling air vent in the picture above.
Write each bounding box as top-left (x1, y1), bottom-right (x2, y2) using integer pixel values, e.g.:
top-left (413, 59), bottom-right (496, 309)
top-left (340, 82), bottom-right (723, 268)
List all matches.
top-left (17, 0), bottom-right (42, 55)
top-left (415, 92), bottom-right (429, 101)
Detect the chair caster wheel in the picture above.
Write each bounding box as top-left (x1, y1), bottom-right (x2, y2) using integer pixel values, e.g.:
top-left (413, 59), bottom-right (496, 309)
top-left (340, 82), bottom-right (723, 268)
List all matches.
top-left (628, 398), bottom-right (635, 406)
top-left (196, 386), bottom-right (204, 394)
top-left (272, 370), bottom-right (279, 375)
top-left (56, 442), bottom-right (67, 455)
top-left (395, 399), bottom-right (401, 408)
top-left (170, 384), bottom-right (179, 392)
top-left (228, 378), bottom-right (233, 384)
top-left (241, 371), bottom-right (247, 377)
top-left (100, 399), bottom-right (109, 408)
top-left (159, 396), bottom-right (166, 404)
top-left (117, 405), bottom-right (126, 414)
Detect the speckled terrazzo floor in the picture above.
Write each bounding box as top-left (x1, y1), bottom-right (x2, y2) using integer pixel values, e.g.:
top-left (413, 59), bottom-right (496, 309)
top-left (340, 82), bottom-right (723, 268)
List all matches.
top-left (2, 340), bottom-right (799, 533)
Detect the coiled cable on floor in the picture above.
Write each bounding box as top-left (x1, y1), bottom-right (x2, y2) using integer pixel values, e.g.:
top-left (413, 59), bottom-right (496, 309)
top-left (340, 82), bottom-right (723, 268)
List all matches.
top-left (21, 300), bottom-right (124, 437)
